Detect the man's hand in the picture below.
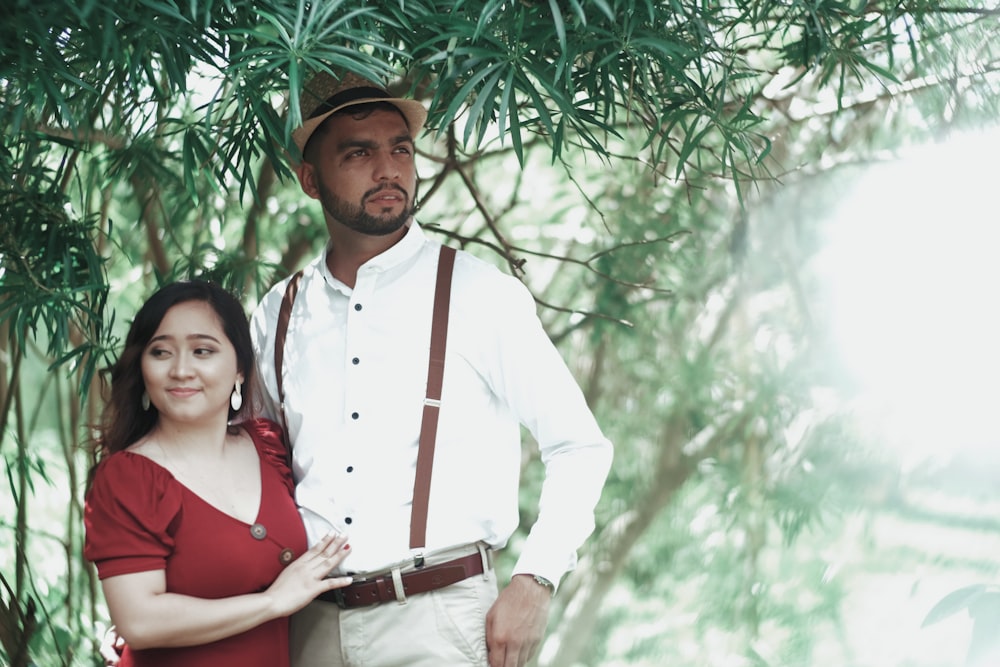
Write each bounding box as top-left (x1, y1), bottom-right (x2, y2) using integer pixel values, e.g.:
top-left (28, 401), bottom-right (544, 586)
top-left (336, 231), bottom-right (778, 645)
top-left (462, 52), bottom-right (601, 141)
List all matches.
top-left (485, 574), bottom-right (552, 667)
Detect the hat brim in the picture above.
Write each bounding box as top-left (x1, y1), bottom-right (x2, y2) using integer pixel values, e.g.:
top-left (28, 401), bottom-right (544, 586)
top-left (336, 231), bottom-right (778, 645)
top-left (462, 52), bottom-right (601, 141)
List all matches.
top-left (292, 97), bottom-right (428, 159)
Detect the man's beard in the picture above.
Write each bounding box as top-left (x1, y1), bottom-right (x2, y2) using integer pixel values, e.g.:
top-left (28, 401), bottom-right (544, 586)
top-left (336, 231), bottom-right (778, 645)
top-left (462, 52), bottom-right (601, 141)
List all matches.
top-left (317, 180), bottom-right (414, 237)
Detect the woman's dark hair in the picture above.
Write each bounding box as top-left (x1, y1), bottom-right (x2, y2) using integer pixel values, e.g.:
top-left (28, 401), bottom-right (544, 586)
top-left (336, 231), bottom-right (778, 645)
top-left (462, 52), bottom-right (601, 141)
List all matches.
top-left (93, 280), bottom-right (255, 458)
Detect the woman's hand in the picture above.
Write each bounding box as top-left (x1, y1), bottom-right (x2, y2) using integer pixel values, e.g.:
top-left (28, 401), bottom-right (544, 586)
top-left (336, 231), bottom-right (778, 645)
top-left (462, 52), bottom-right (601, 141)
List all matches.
top-left (263, 532), bottom-right (353, 617)
top-left (99, 625), bottom-right (124, 666)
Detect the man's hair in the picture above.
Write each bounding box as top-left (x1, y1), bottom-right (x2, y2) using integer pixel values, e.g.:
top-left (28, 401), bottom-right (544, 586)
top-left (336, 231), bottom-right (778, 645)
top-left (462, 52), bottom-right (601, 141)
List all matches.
top-left (302, 101), bottom-right (410, 165)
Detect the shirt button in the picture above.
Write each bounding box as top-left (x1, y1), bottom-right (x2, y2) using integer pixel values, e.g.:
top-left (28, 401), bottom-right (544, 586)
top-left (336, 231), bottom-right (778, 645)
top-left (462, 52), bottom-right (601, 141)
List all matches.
top-left (354, 303), bottom-right (362, 311)
top-left (278, 548), bottom-right (294, 565)
top-left (250, 523), bottom-right (267, 540)
top-left (345, 517), bottom-right (353, 525)
top-left (351, 412), bottom-right (359, 420)
top-left (346, 465), bottom-right (354, 473)
top-left (352, 357), bottom-right (360, 365)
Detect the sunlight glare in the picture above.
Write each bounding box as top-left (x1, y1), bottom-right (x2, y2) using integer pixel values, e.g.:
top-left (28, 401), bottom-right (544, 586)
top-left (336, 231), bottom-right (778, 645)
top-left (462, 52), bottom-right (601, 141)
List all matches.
top-left (823, 127), bottom-right (1000, 466)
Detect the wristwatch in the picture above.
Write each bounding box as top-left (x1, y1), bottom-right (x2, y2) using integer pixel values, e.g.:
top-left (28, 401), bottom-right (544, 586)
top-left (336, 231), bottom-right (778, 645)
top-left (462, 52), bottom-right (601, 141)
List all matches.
top-left (531, 574), bottom-right (556, 596)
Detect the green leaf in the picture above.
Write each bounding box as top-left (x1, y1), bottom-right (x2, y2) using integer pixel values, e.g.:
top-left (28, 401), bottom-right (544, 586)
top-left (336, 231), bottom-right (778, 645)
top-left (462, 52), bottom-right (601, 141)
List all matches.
top-left (508, 90), bottom-right (524, 165)
top-left (922, 585), bottom-right (997, 628)
top-left (466, 67), bottom-right (504, 146)
top-left (442, 63), bottom-right (502, 138)
top-left (548, 0), bottom-right (567, 63)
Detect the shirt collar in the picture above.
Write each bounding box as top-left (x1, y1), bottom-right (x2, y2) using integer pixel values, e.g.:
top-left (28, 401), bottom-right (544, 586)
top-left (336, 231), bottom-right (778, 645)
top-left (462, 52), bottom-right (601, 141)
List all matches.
top-left (317, 219), bottom-right (428, 292)
top-left (361, 219), bottom-right (427, 272)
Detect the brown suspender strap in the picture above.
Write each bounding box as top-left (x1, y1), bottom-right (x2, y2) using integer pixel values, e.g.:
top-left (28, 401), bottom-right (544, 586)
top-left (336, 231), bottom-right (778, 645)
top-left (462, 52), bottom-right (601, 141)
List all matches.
top-left (409, 245), bottom-right (457, 549)
top-left (275, 269), bottom-right (304, 456)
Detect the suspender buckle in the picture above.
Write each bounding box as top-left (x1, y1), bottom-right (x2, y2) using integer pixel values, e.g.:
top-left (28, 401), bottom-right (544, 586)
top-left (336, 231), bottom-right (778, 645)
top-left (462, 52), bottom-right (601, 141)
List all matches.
top-left (423, 398), bottom-right (441, 408)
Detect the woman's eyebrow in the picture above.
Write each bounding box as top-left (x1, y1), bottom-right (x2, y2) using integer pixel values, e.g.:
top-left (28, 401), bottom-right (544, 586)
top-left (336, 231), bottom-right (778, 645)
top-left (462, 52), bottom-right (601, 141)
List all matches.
top-left (148, 333), bottom-right (222, 344)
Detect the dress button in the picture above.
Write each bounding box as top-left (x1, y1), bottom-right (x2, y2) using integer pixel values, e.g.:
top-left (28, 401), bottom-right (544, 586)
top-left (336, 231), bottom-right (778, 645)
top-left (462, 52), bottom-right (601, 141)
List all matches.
top-left (250, 523), bottom-right (267, 540)
top-left (279, 548), bottom-right (294, 565)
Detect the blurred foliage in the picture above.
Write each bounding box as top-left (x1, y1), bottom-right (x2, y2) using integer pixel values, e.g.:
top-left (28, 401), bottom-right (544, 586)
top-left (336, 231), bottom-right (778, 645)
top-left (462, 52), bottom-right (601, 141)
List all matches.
top-left (3, 0), bottom-right (1000, 665)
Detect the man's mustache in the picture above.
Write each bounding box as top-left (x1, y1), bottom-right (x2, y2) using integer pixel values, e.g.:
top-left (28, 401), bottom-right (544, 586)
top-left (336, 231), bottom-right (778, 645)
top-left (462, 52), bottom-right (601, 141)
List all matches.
top-left (365, 184), bottom-right (408, 200)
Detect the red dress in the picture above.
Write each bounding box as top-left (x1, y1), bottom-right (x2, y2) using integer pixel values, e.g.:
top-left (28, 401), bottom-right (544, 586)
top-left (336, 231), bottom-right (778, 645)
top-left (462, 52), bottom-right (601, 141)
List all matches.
top-left (84, 419), bottom-right (307, 667)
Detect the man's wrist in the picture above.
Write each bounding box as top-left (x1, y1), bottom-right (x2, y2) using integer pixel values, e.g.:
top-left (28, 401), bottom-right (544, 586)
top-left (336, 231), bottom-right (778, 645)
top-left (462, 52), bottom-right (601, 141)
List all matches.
top-left (529, 574), bottom-right (556, 596)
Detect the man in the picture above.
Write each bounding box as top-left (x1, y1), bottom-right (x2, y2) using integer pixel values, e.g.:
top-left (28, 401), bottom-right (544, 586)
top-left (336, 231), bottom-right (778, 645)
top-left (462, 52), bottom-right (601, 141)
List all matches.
top-left (249, 70), bottom-right (613, 667)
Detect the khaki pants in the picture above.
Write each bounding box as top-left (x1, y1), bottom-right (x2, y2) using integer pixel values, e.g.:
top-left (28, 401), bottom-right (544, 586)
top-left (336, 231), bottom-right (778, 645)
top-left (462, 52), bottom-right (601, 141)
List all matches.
top-left (290, 549), bottom-right (499, 667)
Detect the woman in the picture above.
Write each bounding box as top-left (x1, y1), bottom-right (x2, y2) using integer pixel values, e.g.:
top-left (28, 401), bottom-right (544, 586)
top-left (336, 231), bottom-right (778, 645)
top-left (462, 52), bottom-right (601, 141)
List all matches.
top-left (84, 281), bottom-right (351, 667)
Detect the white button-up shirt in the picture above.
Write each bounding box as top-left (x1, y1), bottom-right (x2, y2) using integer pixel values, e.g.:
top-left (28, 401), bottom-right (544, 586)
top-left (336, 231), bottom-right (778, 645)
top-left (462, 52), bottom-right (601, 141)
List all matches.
top-left (250, 222), bottom-right (612, 585)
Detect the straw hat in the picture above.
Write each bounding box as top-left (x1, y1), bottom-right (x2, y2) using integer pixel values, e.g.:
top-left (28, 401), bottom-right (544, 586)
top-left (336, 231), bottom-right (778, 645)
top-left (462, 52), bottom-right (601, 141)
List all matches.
top-left (292, 70), bottom-right (428, 157)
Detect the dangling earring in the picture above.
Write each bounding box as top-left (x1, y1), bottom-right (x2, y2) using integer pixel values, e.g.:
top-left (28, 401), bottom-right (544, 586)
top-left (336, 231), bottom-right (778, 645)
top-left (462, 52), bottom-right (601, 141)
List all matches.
top-left (230, 382), bottom-right (243, 411)
top-left (141, 391), bottom-right (151, 411)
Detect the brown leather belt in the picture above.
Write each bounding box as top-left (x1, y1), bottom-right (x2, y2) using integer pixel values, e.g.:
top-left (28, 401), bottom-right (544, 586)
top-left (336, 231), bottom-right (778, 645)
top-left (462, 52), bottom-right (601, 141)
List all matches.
top-left (316, 551), bottom-right (486, 609)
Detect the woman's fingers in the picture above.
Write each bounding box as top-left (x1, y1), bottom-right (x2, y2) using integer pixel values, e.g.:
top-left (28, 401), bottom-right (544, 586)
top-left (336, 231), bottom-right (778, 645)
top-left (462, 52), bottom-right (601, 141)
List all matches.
top-left (308, 532), bottom-right (338, 553)
top-left (323, 575), bottom-right (354, 591)
top-left (308, 532), bottom-right (348, 557)
top-left (99, 626), bottom-right (123, 665)
top-left (316, 533), bottom-right (350, 562)
top-left (293, 532), bottom-right (351, 580)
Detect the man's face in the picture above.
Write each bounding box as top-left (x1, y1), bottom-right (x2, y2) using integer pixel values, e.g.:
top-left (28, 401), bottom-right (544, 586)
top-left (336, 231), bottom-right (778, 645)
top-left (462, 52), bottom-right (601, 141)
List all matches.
top-left (299, 108), bottom-right (417, 238)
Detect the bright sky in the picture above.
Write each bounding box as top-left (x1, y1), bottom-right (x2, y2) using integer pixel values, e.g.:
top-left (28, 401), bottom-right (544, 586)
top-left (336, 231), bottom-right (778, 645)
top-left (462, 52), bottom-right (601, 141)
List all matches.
top-left (821, 126), bottom-right (1000, 467)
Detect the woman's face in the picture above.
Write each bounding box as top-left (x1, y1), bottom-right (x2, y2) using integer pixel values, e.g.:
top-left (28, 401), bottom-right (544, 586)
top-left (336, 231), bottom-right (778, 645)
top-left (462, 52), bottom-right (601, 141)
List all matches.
top-left (140, 300), bottom-right (242, 428)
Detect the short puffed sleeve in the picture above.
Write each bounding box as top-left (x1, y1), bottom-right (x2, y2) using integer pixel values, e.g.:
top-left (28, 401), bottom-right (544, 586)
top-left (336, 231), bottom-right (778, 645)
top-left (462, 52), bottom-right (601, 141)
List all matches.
top-left (84, 452), bottom-right (183, 579)
top-left (244, 418), bottom-right (295, 496)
